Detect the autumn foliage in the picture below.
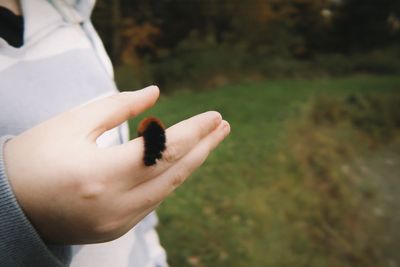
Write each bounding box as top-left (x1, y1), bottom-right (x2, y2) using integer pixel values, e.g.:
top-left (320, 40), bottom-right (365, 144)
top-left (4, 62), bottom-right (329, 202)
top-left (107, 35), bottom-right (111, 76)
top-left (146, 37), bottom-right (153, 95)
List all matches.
top-left (93, 0), bottom-right (400, 90)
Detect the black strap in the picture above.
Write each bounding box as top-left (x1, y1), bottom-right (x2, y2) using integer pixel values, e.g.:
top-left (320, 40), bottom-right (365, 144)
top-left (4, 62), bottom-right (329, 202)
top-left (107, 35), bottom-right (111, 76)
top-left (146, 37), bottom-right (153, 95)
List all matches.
top-left (0, 6), bottom-right (24, 48)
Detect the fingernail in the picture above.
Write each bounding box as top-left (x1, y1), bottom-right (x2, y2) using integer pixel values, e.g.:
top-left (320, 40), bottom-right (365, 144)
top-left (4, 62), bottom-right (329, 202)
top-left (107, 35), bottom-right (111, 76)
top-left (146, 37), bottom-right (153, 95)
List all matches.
top-left (221, 120), bottom-right (230, 136)
top-left (136, 85), bottom-right (158, 93)
top-left (214, 112), bottom-right (222, 125)
top-left (145, 85), bottom-right (159, 92)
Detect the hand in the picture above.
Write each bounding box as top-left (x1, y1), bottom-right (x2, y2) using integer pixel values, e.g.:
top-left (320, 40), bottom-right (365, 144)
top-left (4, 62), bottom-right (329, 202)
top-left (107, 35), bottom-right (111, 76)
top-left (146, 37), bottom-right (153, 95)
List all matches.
top-left (3, 86), bottom-right (230, 244)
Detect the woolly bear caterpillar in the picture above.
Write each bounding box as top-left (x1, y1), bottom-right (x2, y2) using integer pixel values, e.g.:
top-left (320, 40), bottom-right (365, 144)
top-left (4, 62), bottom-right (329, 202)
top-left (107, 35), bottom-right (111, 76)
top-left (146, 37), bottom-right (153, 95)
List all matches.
top-left (137, 117), bottom-right (166, 166)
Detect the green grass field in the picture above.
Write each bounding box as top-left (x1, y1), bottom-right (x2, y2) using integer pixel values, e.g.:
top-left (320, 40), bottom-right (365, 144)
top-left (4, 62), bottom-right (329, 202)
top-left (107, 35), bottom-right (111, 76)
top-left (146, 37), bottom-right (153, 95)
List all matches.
top-left (129, 75), bottom-right (400, 267)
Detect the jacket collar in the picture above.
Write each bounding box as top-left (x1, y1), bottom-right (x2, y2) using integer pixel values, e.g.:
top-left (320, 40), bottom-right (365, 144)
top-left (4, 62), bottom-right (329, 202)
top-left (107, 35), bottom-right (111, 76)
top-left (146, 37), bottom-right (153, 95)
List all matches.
top-left (20, 0), bottom-right (63, 43)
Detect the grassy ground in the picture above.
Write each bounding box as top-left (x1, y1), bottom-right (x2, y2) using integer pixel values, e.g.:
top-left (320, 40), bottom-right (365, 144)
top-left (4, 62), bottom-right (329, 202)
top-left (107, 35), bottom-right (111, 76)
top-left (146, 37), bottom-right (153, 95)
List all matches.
top-left (128, 75), bottom-right (400, 267)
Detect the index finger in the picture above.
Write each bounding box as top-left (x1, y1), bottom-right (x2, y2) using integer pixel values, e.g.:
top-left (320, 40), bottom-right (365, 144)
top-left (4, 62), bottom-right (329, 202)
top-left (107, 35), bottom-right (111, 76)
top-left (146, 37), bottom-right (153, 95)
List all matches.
top-left (66, 86), bottom-right (160, 141)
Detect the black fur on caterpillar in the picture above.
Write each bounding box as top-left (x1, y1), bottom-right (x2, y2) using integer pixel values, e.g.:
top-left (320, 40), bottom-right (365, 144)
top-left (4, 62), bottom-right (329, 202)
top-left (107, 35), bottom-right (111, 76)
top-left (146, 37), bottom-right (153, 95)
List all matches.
top-left (137, 117), bottom-right (166, 166)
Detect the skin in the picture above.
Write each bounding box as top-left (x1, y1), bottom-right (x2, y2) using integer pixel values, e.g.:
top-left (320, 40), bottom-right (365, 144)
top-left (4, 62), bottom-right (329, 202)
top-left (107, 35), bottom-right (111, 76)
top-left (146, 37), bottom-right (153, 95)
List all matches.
top-left (4, 86), bottom-right (230, 244)
top-left (0, 0), bottom-right (21, 15)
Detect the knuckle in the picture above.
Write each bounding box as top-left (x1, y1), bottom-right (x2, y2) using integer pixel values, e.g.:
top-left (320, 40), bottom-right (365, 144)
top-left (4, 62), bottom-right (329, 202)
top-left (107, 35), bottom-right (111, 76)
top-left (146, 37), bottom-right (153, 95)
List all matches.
top-left (141, 195), bottom-right (157, 207)
top-left (87, 210), bottom-right (129, 242)
top-left (170, 170), bottom-right (187, 188)
top-left (92, 218), bottom-right (122, 237)
top-left (163, 144), bottom-right (180, 163)
top-left (79, 180), bottom-right (107, 201)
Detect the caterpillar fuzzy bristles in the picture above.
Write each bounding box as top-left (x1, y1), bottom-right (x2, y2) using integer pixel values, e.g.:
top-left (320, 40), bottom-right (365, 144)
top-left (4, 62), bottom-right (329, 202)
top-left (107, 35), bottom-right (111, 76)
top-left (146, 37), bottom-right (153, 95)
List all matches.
top-left (137, 117), bottom-right (166, 166)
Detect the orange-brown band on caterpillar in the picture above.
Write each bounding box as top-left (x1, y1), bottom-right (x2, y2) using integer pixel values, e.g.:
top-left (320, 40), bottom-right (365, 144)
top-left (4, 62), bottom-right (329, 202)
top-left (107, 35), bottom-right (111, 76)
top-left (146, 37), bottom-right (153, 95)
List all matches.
top-left (137, 117), bottom-right (166, 166)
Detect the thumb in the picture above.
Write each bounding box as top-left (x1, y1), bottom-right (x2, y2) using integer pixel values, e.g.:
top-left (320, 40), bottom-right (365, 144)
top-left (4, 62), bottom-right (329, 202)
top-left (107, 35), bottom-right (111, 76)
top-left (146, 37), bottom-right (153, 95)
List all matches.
top-left (72, 86), bottom-right (160, 141)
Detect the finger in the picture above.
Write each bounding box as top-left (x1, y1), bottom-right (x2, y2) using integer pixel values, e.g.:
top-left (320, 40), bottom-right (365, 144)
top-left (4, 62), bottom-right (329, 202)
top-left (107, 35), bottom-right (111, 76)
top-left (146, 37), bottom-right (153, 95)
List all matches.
top-left (123, 120), bottom-right (230, 210)
top-left (162, 111), bottom-right (222, 163)
top-left (69, 86), bottom-right (160, 141)
top-left (127, 206), bottom-right (160, 231)
top-left (106, 205), bottom-right (160, 242)
top-left (105, 111), bottom-right (223, 187)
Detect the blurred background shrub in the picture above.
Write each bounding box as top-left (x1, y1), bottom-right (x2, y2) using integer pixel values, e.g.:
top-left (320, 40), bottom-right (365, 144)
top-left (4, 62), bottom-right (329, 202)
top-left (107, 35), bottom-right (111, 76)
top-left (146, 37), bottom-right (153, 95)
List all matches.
top-left (93, 0), bottom-right (400, 91)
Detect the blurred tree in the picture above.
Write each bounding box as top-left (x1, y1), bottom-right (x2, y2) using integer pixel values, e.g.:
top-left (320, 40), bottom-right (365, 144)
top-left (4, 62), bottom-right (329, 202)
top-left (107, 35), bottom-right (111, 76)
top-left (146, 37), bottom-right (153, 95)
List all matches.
top-left (93, 0), bottom-right (160, 64)
top-left (94, 0), bottom-right (400, 61)
top-left (289, 0), bottom-right (334, 56)
top-left (92, 0), bottom-right (400, 85)
top-left (331, 0), bottom-right (400, 52)
top-left (120, 18), bottom-right (160, 66)
top-left (111, 0), bottom-right (121, 64)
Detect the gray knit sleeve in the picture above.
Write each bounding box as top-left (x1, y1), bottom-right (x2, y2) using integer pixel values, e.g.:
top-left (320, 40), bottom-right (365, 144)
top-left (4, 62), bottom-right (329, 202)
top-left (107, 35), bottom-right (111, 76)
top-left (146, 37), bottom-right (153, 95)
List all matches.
top-left (0, 136), bottom-right (71, 266)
